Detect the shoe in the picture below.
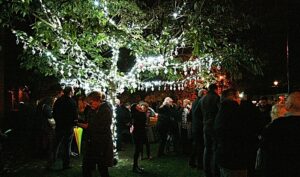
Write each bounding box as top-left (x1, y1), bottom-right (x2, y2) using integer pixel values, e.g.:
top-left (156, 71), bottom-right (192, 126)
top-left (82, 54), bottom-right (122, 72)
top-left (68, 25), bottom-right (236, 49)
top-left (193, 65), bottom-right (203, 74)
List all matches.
top-left (70, 152), bottom-right (78, 157)
top-left (132, 167), bottom-right (143, 174)
top-left (137, 167), bottom-right (144, 172)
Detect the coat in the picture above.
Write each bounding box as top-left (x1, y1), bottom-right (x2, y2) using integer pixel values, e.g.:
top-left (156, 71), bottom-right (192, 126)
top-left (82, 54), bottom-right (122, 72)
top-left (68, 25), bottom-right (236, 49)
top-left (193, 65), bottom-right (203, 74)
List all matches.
top-left (262, 116), bottom-right (300, 177)
top-left (84, 102), bottom-right (114, 167)
top-left (157, 105), bottom-right (174, 134)
top-left (53, 95), bottom-right (78, 133)
top-left (131, 105), bottom-right (147, 143)
top-left (201, 91), bottom-right (220, 134)
top-left (214, 99), bottom-right (247, 170)
top-left (191, 97), bottom-right (203, 141)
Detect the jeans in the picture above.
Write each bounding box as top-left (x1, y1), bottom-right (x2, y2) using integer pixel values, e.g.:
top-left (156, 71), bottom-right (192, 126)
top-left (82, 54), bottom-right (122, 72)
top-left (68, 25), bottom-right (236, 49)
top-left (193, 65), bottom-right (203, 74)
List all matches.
top-left (54, 130), bottom-right (74, 167)
top-left (203, 132), bottom-right (219, 177)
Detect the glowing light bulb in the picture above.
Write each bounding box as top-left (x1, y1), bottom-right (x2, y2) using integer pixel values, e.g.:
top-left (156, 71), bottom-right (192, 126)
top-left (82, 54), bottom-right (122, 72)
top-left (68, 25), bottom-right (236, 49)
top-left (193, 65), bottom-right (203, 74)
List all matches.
top-left (94, 0), bottom-right (100, 6)
top-left (173, 12), bottom-right (178, 18)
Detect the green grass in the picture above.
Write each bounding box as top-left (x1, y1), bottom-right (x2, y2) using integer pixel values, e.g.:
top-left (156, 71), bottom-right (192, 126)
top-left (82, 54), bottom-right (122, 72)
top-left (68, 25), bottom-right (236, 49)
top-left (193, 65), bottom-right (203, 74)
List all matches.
top-left (2, 143), bottom-right (204, 177)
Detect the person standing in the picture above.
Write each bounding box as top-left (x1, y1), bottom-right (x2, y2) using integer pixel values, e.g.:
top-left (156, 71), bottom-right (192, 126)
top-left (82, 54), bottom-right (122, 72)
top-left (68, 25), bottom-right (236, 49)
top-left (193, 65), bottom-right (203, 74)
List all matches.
top-left (78, 91), bottom-right (114, 177)
top-left (157, 97), bottom-right (174, 157)
top-left (190, 88), bottom-right (207, 169)
top-left (239, 93), bottom-right (261, 177)
top-left (178, 99), bottom-right (192, 154)
top-left (262, 91), bottom-right (300, 177)
top-left (141, 102), bottom-right (152, 160)
top-left (116, 102), bottom-right (131, 151)
top-left (36, 96), bottom-right (56, 169)
top-left (214, 88), bottom-right (247, 177)
top-left (200, 84), bottom-right (220, 177)
top-left (257, 96), bottom-right (272, 129)
top-left (52, 86), bottom-right (78, 169)
top-left (131, 102), bottom-right (148, 173)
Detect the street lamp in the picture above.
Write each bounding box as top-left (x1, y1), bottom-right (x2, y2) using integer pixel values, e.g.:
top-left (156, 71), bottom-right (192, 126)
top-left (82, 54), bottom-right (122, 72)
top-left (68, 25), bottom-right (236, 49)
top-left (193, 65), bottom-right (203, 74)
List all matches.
top-left (273, 80), bottom-right (279, 87)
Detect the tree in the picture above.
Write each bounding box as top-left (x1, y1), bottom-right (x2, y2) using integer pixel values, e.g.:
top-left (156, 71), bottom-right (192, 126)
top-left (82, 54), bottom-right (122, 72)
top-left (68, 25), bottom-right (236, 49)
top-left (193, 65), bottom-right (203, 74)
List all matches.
top-left (0, 0), bottom-right (263, 153)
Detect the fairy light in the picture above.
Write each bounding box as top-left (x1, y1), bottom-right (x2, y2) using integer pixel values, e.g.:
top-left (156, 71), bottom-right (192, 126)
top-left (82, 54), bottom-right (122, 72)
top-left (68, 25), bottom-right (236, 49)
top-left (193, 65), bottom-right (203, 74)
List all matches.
top-left (172, 12), bottom-right (178, 19)
top-left (13, 0), bottom-right (225, 158)
top-left (94, 0), bottom-right (100, 6)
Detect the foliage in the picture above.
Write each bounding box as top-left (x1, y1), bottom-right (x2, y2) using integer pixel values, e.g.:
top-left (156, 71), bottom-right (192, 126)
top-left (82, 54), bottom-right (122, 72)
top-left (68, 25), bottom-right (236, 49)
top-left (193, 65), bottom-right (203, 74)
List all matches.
top-left (0, 0), bottom-right (263, 92)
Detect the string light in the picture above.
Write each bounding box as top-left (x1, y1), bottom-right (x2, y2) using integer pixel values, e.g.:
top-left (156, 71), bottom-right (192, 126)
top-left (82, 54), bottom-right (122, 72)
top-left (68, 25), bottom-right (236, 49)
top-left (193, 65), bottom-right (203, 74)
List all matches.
top-left (13, 0), bottom-right (223, 159)
top-left (172, 12), bottom-right (178, 19)
top-left (94, 0), bottom-right (100, 6)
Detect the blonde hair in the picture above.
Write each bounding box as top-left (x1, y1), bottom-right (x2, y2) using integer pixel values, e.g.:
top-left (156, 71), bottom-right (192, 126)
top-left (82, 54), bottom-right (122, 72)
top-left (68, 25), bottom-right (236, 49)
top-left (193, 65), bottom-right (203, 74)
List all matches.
top-left (183, 99), bottom-right (191, 107)
top-left (270, 103), bottom-right (287, 121)
top-left (160, 97), bottom-right (173, 108)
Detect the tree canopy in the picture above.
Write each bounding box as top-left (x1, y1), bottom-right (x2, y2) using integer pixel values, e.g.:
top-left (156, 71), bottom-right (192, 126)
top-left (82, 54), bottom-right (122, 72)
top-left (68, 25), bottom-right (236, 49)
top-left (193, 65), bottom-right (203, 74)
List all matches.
top-left (0, 0), bottom-right (263, 94)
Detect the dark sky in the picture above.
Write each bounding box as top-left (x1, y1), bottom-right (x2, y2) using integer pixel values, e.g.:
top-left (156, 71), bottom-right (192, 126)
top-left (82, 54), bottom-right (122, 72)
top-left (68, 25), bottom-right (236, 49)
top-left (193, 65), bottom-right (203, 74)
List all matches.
top-left (235, 0), bottom-right (300, 94)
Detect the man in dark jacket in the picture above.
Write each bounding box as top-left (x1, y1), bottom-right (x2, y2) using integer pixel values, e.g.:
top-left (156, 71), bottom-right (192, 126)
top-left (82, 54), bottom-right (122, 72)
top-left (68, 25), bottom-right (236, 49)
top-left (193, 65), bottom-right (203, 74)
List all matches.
top-left (53, 86), bottom-right (78, 169)
top-left (239, 94), bottom-right (261, 177)
top-left (214, 88), bottom-right (247, 177)
top-left (190, 88), bottom-right (207, 169)
top-left (262, 91), bottom-right (300, 177)
top-left (200, 84), bottom-right (220, 177)
top-left (257, 96), bottom-right (272, 130)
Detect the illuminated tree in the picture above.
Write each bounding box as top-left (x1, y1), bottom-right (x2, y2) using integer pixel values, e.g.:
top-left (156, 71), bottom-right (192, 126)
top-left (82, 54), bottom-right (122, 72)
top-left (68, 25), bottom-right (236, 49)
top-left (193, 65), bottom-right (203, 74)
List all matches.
top-left (1, 0), bottom-right (263, 155)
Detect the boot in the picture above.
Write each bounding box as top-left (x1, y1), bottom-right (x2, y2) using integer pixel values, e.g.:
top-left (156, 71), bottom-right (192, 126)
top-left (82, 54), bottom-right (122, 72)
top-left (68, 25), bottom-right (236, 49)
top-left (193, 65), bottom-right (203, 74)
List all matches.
top-left (132, 166), bottom-right (143, 174)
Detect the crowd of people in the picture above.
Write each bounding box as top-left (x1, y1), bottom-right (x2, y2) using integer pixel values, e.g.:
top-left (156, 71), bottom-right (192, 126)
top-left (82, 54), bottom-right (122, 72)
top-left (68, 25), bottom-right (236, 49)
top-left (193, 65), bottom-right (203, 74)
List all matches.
top-left (8, 83), bottom-right (300, 177)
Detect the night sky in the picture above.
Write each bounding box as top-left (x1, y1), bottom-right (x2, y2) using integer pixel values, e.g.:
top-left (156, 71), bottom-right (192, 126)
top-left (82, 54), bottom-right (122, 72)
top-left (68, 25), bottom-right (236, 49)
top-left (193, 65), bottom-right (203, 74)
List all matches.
top-left (1, 0), bottom-right (299, 96)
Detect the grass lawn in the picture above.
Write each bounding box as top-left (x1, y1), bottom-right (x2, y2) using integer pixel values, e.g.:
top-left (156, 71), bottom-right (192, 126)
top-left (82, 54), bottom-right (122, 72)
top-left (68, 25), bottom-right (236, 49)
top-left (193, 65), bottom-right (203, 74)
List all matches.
top-left (1, 143), bottom-right (204, 177)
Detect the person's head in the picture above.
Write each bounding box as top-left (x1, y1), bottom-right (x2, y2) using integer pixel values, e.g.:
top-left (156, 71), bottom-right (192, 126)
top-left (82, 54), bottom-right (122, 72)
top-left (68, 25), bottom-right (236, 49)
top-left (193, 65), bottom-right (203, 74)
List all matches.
top-left (176, 99), bottom-right (182, 107)
top-left (208, 84), bottom-right (218, 93)
top-left (221, 88), bottom-right (240, 104)
top-left (198, 89), bottom-right (207, 97)
top-left (138, 101), bottom-right (149, 112)
top-left (285, 91), bottom-right (300, 114)
top-left (124, 102), bottom-right (131, 110)
top-left (259, 96), bottom-right (268, 107)
top-left (183, 99), bottom-right (191, 108)
top-left (270, 103), bottom-right (287, 121)
top-left (42, 96), bottom-right (55, 107)
top-left (63, 86), bottom-right (74, 97)
top-left (86, 91), bottom-right (104, 110)
top-left (163, 97), bottom-right (173, 106)
top-left (278, 95), bottom-right (285, 104)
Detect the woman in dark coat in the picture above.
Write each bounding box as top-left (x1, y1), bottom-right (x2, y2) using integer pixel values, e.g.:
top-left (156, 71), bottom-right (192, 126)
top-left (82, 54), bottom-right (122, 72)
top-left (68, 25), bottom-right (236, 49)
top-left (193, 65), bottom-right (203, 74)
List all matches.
top-left (156, 97), bottom-right (175, 157)
top-left (131, 102), bottom-right (147, 173)
top-left (78, 91), bottom-right (113, 177)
